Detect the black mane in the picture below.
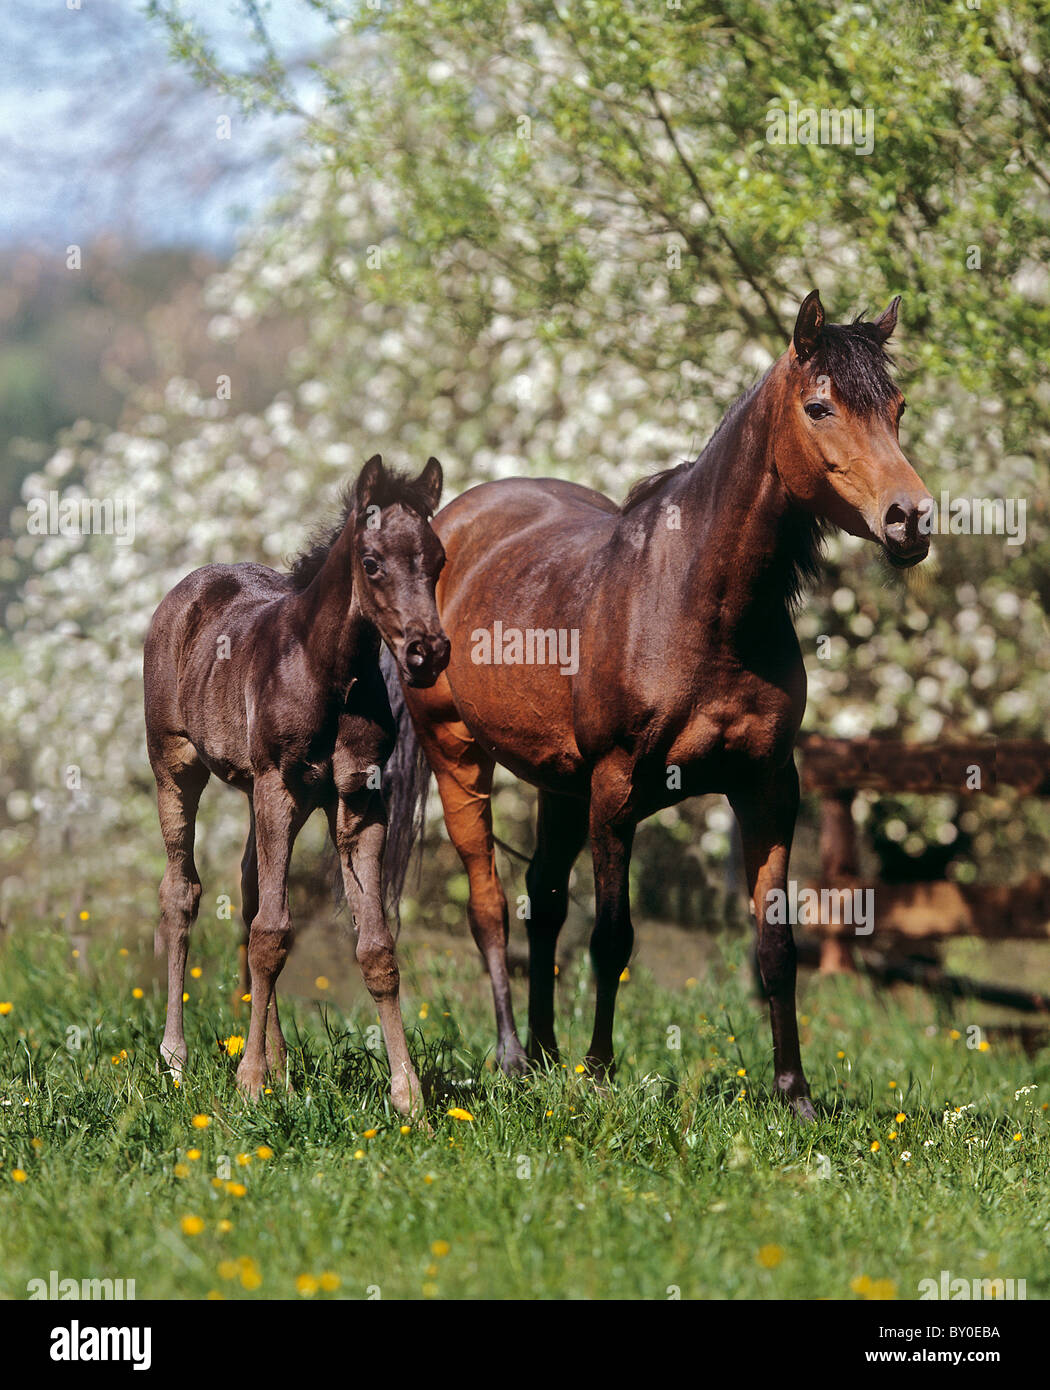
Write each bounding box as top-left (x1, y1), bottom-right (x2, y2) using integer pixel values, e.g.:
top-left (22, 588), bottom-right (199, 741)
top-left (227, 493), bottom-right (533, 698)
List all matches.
top-left (286, 467), bottom-right (436, 592)
top-left (810, 315), bottom-right (896, 416)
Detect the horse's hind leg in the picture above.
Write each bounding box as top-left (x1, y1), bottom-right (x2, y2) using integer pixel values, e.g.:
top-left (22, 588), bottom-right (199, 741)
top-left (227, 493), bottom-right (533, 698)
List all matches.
top-left (525, 790), bottom-right (589, 1065)
top-left (405, 679), bottom-right (527, 1075)
top-left (150, 738), bottom-right (210, 1077)
top-left (327, 792), bottom-right (423, 1117)
top-left (585, 757), bottom-right (637, 1078)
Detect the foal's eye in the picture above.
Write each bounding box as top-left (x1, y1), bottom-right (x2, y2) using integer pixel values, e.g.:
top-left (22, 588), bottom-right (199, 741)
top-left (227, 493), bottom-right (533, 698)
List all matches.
top-left (361, 556), bottom-right (381, 578)
top-left (804, 401), bottom-right (832, 420)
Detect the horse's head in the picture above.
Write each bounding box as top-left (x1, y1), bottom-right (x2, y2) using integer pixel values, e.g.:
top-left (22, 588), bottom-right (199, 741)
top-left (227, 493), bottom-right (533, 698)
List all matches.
top-left (774, 290), bottom-right (932, 568)
top-left (352, 454), bottom-right (450, 686)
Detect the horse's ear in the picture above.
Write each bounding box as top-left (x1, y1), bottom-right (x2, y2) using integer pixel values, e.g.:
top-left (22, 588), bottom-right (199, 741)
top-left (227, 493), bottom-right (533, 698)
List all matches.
top-left (355, 454), bottom-right (384, 510)
top-left (416, 456), bottom-right (443, 513)
top-left (792, 289), bottom-right (824, 362)
top-left (873, 294), bottom-right (901, 341)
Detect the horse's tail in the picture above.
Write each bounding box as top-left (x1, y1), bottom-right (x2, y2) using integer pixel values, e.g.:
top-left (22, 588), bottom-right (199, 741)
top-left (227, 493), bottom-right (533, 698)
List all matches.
top-left (380, 645), bottom-right (431, 926)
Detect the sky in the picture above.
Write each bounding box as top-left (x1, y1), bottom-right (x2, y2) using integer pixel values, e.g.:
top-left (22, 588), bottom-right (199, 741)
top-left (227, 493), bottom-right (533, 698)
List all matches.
top-left (1, 0), bottom-right (335, 251)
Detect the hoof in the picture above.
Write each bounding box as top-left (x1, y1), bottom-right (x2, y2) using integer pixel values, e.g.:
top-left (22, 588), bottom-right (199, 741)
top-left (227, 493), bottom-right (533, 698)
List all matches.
top-left (583, 1055), bottom-right (616, 1084)
top-left (774, 1076), bottom-right (816, 1122)
top-left (526, 1039), bottom-right (560, 1070)
top-left (497, 1037), bottom-right (529, 1077)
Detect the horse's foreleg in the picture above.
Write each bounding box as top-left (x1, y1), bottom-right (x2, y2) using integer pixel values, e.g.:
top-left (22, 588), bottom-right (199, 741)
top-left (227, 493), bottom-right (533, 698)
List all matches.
top-left (408, 680), bottom-right (526, 1075)
top-left (237, 773), bottom-right (303, 1099)
top-left (585, 760), bottom-right (636, 1078)
top-left (234, 807), bottom-right (257, 1016)
top-left (730, 759), bottom-right (814, 1120)
top-left (328, 793), bottom-right (422, 1117)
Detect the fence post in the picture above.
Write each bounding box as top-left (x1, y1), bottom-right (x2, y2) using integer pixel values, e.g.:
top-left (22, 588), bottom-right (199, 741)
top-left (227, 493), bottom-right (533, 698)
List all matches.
top-left (819, 788), bottom-right (859, 974)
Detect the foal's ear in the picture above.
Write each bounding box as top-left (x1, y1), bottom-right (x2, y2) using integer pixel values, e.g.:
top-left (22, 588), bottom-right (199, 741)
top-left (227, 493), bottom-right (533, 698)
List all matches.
top-left (415, 456), bottom-right (443, 513)
top-left (873, 294), bottom-right (901, 341)
top-left (792, 289), bottom-right (825, 362)
top-left (355, 454), bottom-right (384, 510)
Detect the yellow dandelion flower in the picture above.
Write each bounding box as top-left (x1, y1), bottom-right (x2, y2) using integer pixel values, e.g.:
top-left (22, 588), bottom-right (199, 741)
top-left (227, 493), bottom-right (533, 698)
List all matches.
top-left (978, 1040), bottom-right (990, 1052)
top-left (425, 1262), bottom-right (439, 1277)
top-left (241, 993), bottom-right (251, 1003)
top-left (737, 1068), bottom-right (747, 1077)
top-left (225, 1182), bottom-right (247, 1198)
top-left (354, 1150), bottom-right (365, 1160)
top-left (1013, 1133), bottom-right (1023, 1142)
top-left (132, 988), bottom-right (144, 1000)
top-left (887, 1132), bottom-right (897, 1141)
top-left (319, 1272), bottom-right (340, 1292)
top-left (447, 1107), bottom-right (474, 1122)
top-left (399, 1125), bottom-right (411, 1135)
top-left (418, 1002), bottom-right (429, 1019)
top-left (211, 1177), bottom-right (225, 1190)
top-left (191, 1114), bottom-right (211, 1129)
top-left (888, 1081), bottom-right (896, 1090)
top-left (296, 1274), bottom-right (319, 1295)
top-left (240, 1263), bottom-right (262, 1291)
top-left (236, 1153), bottom-right (251, 1167)
top-left (868, 1278), bottom-right (898, 1300)
top-left (218, 1261), bottom-right (238, 1280)
top-left (422, 1282), bottom-right (438, 1298)
top-left (12, 1169), bottom-right (27, 1183)
top-left (256, 1146), bottom-right (273, 1160)
top-left (896, 1113), bottom-right (906, 1123)
top-left (223, 1035), bottom-right (245, 1057)
top-left (949, 1029), bottom-right (961, 1040)
top-left (574, 1064), bottom-right (586, 1074)
top-left (431, 1240), bottom-right (451, 1258)
top-left (187, 1149), bottom-right (201, 1161)
top-left (0, 1002), bottom-right (12, 1016)
top-left (206, 1290), bottom-right (224, 1301)
top-left (423, 1174), bottom-right (435, 1185)
top-left (180, 1215), bottom-right (205, 1236)
top-left (119, 947), bottom-right (129, 957)
top-left (757, 1244), bottom-right (784, 1269)
top-left (217, 1219), bottom-right (233, 1234)
top-left (363, 1129), bottom-right (378, 1139)
top-left (182, 992), bottom-right (189, 1003)
top-left (619, 967), bottom-right (630, 983)
top-left (79, 910), bottom-right (90, 921)
top-left (851, 1274), bottom-right (872, 1295)
top-left (315, 976), bottom-right (329, 991)
top-left (174, 1163), bottom-right (190, 1179)
top-left (836, 1050), bottom-right (845, 1059)
top-left (30, 1138), bottom-right (43, 1151)
top-left (870, 1141), bottom-right (880, 1153)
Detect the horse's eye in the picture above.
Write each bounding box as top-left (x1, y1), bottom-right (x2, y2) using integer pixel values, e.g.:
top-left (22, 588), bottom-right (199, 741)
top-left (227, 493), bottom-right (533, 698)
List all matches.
top-left (361, 556), bottom-right (381, 578)
top-left (804, 401), bottom-right (832, 420)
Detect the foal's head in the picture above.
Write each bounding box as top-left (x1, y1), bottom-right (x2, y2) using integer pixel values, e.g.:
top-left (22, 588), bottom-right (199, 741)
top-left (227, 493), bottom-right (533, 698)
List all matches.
top-left (774, 290), bottom-right (932, 568)
top-left (353, 454), bottom-right (450, 687)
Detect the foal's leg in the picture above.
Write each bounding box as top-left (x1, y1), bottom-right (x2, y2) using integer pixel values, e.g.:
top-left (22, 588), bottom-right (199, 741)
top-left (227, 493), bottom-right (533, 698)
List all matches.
top-left (237, 772), bottom-right (305, 1098)
top-left (405, 679), bottom-right (527, 1074)
top-left (525, 790), bottom-right (589, 1064)
top-left (150, 739), bottom-right (210, 1077)
top-left (730, 760), bottom-right (814, 1120)
top-left (234, 808), bottom-right (256, 1013)
top-left (327, 792), bottom-right (423, 1117)
top-left (584, 758), bottom-right (636, 1078)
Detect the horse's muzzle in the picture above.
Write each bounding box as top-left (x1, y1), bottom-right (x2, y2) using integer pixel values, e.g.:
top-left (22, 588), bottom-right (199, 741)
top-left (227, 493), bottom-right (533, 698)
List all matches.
top-left (401, 632), bottom-right (451, 688)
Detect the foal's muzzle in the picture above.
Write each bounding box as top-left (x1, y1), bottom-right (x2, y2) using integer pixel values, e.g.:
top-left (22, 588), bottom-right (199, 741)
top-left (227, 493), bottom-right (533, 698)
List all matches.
top-left (400, 632), bottom-right (451, 688)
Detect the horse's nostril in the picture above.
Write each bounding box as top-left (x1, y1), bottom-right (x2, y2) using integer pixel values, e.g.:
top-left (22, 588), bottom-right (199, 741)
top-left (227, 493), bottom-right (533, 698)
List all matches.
top-left (406, 639), bottom-right (426, 668)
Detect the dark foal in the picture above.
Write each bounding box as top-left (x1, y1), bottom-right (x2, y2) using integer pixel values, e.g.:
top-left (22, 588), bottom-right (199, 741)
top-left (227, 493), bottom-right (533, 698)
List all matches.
top-left (144, 455), bottom-right (449, 1111)
top-left (394, 291), bottom-right (932, 1117)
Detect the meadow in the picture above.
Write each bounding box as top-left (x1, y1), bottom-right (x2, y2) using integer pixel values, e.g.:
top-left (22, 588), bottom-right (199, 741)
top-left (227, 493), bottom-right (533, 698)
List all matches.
top-left (2, 914), bottom-right (1048, 1302)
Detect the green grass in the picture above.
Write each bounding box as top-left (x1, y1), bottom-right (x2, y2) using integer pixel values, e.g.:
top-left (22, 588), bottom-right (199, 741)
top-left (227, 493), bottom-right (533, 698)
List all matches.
top-left (1, 919), bottom-right (1048, 1301)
